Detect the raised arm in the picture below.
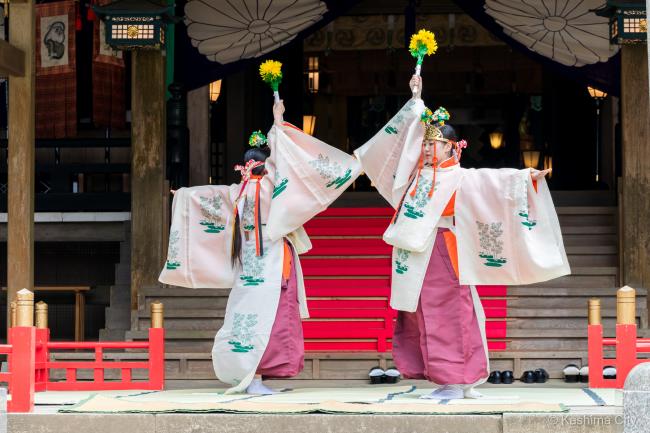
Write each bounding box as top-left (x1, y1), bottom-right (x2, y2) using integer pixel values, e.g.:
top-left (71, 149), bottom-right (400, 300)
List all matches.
top-left (410, 75), bottom-right (422, 99)
top-left (273, 100), bottom-right (285, 126)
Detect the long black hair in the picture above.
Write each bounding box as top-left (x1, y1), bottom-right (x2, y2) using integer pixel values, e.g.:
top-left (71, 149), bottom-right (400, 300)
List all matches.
top-left (231, 146), bottom-right (270, 266)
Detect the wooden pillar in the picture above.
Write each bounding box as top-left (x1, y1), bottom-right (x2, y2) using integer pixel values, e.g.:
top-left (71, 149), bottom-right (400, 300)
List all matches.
top-left (620, 45), bottom-right (650, 316)
top-left (131, 51), bottom-right (166, 310)
top-left (188, 85), bottom-right (210, 186)
top-left (7, 1), bottom-right (35, 312)
top-left (226, 71), bottom-right (246, 185)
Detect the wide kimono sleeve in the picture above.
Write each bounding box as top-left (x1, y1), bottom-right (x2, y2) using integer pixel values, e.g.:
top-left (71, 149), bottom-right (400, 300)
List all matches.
top-left (265, 123), bottom-right (361, 241)
top-left (353, 98), bottom-right (425, 208)
top-left (454, 168), bottom-right (571, 286)
top-left (158, 184), bottom-right (239, 288)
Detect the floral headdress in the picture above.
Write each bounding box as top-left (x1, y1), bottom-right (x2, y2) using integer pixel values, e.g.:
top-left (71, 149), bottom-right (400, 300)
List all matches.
top-left (421, 106), bottom-right (468, 155)
top-left (248, 130), bottom-right (267, 148)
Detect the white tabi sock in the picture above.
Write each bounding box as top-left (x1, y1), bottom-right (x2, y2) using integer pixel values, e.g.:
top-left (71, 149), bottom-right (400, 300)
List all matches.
top-left (463, 386), bottom-right (484, 399)
top-left (246, 378), bottom-right (277, 395)
top-left (420, 385), bottom-right (464, 400)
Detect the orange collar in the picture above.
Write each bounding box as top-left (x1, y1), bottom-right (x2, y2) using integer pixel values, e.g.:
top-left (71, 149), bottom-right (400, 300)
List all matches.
top-left (249, 174), bottom-right (264, 180)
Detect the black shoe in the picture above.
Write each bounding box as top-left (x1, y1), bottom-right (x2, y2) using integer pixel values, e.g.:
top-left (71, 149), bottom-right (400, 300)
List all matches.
top-left (368, 366), bottom-right (385, 384)
top-left (603, 365), bottom-right (616, 379)
top-left (501, 370), bottom-right (514, 384)
top-left (520, 370), bottom-right (536, 384)
top-left (579, 366), bottom-right (589, 383)
top-left (563, 364), bottom-right (580, 383)
top-left (384, 367), bottom-right (401, 384)
top-left (534, 368), bottom-right (549, 383)
top-left (487, 371), bottom-right (502, 384)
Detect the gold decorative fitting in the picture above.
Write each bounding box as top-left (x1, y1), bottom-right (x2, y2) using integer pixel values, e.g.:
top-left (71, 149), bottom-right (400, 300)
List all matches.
top-left (150, 301), bottom-right (164, 329)
top-left (35, 301), bottom-right (48, 329)
top-left (616, 286), bottom-right (636, 325)
top-left (16, 288), bottom-right (34, 327)
top-left (588, 298), bottom-right (601, 325)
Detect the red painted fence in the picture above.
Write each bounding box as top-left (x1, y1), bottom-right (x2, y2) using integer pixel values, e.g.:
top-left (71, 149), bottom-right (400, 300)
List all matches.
top-left (0, 326), bottom-right (164, 412)
top-left (588, 323), bottom-right (650, 388)
top-left (301, 207), bottom-right (507, 352)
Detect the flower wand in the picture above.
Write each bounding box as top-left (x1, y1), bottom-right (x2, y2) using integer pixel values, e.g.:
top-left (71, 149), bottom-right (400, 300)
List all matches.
top-left (409, 29), bottom-right (438, 94)
top-left (259, 60), bottom-right (283, 103)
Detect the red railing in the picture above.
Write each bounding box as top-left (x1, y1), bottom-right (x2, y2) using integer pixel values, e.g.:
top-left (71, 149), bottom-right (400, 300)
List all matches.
top-left (588, 323), bottom-right (650, 388)
top-left (0, 327), bottom-right (37, 412)
top-left (36, 328), bottom-right (165, 391)
top-left (1, 325), bottom-right (164, 412)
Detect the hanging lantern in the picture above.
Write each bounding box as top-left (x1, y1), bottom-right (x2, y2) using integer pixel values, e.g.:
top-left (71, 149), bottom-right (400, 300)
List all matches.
top-left (587, 86), bottom-right (608, 100)
top-left (595, 1), bottom-right (647, 45)
top-left (303, 115), bottom-right (316, 135)
top-left (489, 130), bottom-right (504, 149)
top-left (522, 150), bottom-right (541, 169)
top-left (92, 0), bottom-right (176, 50)
top-left (209, 80), bottom-right (222, 103)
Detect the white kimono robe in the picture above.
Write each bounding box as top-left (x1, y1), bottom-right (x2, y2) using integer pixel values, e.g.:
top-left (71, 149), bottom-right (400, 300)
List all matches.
top-left (355, 99), bottom-right (570, 385)
top-left (160, 122), bottom-right (361, 393)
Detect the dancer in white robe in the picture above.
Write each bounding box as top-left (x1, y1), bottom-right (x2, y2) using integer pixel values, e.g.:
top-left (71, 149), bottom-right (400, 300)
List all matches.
top-left (355, 76), bottom-right (570, 400)
top-left (160, 100), bottom-right (361, 394)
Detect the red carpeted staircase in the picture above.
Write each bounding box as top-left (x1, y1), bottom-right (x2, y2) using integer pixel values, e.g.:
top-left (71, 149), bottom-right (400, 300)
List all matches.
top-left (301, 207), bottom-right (507, 352)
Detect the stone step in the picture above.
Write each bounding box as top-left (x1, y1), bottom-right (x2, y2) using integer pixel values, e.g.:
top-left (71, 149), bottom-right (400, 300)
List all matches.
top-left (105, 306), bottom-right (131, 328)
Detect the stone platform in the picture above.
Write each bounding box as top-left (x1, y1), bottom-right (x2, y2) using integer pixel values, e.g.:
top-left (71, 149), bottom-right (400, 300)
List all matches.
top-left (5, 380), bottom-right (625, 433)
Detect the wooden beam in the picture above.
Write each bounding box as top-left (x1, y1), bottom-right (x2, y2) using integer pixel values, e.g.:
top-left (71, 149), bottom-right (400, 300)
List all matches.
top-left (188, 85), bottom-right (210, 186)
top-left (130, 50), bottom-right (166, 311)
top-left (7, 2), bottom-right (35, 314)
top-left (620, 45), bottom-right (650, 318)
top-left (0, 40), bottom-right (25, 77)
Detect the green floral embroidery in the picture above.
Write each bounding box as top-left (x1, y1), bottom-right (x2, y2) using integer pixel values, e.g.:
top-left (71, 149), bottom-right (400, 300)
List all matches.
top-left (395, 248), bottom-right (411, 274)
top-left (165, 230), bottom-right (181, 270)
top-left (242, 197), bottom-right (256, 231)
top-left (477, 221), bottom-right (507, 267)
top-left (403, 179), bottom-right (438, 219)
top-left (515, 178), bottom-right (537, 230)
top-left (383, 99), bottom-right (415, 135)
top-left (272, 169), bottom-right (288, 198)
top-left (308, 154), bottom-right (352, 189)
top-left (239, 246), bottom-right (265, 286)
top-left (199, 196), bottom-right (226, 233)
top-left (228, 313), bottom-right (258, 353)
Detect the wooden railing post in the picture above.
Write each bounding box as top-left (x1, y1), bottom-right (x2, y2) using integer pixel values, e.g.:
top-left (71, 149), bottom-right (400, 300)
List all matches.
top-left (7, 289), bottom-right (35, 412)
top-left (588, 298), bottom-right (604, 388)
top-left (616, 286), bottom-right (637, 388)
top-left (148, 301), bottom-right (165, 390)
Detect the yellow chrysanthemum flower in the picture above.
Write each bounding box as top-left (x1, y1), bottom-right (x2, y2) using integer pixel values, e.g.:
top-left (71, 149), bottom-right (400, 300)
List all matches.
top-left (259, 60), bottom-right (283, 81)
top-left (409, 29), bottom-right (438, 59)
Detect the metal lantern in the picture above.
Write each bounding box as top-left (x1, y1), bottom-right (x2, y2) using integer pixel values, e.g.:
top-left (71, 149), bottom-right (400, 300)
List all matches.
top-left (595, 1), bottom-right (647, 45)
top-left (92, 0), bottom-right (175, 50)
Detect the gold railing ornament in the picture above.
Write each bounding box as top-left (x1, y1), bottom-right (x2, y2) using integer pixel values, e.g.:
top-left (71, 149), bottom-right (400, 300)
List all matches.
top-left (16, 288), bottom-right (34, 327)
top-left (588, 298), bottom-right (602, 325)
top-left (9, 301), bottom-right (17, 328)
top-left (150, 301), bottom-right (164, 329)
top-left (617, 286), bottom-right (636, 325)
top-left (35, 301), bottom-right (48, 329)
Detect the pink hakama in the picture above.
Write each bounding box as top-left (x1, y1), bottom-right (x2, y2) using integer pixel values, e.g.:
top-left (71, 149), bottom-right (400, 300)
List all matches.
top-left (392, 228), bottom-right (488, 385)
top-left (256, 253), bottom-right (305, 378)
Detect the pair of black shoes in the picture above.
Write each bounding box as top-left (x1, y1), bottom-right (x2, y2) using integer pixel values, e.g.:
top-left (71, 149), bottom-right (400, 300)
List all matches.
top-left (520, 368), bottom-right (549, 384)
top-left (368, 366), bottom-right (401, 384)
top-left (488, 368), bottom-right (548, 384)
top-left (487, 370), bottom-right (514, 384)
